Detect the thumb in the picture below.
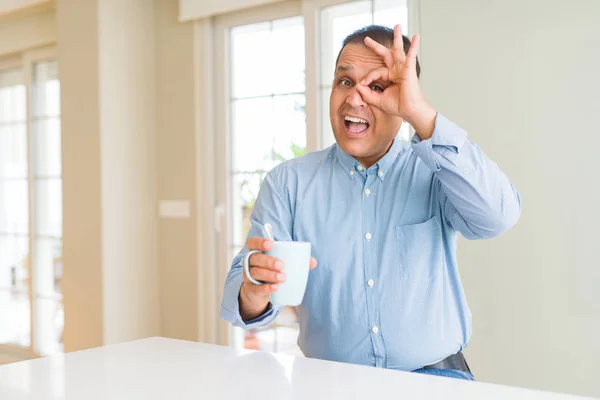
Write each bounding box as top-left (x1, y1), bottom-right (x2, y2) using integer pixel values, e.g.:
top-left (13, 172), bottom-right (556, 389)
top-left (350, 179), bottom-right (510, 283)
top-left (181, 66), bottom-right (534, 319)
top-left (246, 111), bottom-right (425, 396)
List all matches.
top-left (356, 84), bottom-right (383, 110)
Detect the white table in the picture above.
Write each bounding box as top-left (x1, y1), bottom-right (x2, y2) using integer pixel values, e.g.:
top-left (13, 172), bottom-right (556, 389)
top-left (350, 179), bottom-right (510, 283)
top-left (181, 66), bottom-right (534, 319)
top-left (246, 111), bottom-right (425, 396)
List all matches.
top-left (0, 337), bottom-right (593, 400)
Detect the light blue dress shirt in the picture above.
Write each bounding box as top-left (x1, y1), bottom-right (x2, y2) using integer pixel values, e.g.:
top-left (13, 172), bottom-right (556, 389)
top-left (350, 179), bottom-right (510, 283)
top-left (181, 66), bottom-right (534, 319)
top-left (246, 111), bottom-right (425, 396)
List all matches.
top-left (220, 113), bottom-right (521, 371)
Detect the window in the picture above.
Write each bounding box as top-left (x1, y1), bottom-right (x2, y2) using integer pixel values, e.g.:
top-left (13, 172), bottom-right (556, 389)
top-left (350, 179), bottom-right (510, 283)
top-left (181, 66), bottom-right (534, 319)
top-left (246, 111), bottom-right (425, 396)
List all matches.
top-left (0, 56), bottom-right (62, 356)
top-left (31, 60), bottom-right (63, 356)
top-left (214, 0), bottom-right (410, 353)
top-left (227, 14), bottom-right (307, 356)
top-left (0, 69), bottom-right (29, 348)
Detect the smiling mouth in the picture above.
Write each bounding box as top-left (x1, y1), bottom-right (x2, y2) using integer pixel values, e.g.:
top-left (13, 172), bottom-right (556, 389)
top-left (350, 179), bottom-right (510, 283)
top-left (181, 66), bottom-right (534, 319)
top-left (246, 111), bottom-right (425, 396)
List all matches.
top-left (344, 116), bottom-right (370, 135)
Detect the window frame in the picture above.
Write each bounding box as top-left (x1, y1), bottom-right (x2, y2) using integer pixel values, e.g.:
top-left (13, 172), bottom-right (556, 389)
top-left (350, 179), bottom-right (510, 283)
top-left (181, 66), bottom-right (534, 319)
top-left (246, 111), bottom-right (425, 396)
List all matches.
top-left (0, 44), bottom-right (60, 358)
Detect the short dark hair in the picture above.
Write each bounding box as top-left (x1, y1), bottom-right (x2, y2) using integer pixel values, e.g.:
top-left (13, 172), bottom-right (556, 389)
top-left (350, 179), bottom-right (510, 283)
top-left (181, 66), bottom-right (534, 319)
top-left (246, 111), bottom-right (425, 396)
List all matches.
top-left (335, 25), bottom-right (421, 78)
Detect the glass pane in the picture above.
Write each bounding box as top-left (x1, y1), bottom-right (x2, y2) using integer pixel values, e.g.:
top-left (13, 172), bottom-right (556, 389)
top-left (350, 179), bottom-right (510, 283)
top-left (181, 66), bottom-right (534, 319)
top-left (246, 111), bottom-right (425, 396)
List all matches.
top-left (33, 238), bottom-right (62, 298)
top-left (12, 85), bottom-right (26, 122)
top-left (0, 86), bottom-right (26, 122)
top-left (0, 70), bottom-right (26, 123)
top-left (34, 297), bottom-right (63, 355)
top-left (232, 173), bottom-right (265, 247)
top-left (231, 22), bottom-right (273, 98)
top-left (0, 179), bottom-right (29, 234)
top-left (33, 118), bottom-right (62, 177)
top-left (0, 235), bottom-right (29, 291)
top-left (0, 289), bottom-right (30, 347)
top-left (35, 179), bottom-right (62, 237)
top-left (232, 97), bottom-right (276, 172)
top-left (320, 0), bottom-right (373, 86)
top-left (271, 94), bottom-right (306, 161)
top-left (0, 87), bottom-right (7, 122)
top-left (32, 61), bottom-right (60, 118)
top-left (271, 17), bottom-right (305, 94)
top-left (0, 87), bottom-right (24, 123)
top-left (0, 123), bottom-right (28, 179)
top-left (374, 0), bottom-right (408, 30)
top-left (320, 88), bottom-right (336, 149)
top-left (399, 121), bottom-right (410, 142)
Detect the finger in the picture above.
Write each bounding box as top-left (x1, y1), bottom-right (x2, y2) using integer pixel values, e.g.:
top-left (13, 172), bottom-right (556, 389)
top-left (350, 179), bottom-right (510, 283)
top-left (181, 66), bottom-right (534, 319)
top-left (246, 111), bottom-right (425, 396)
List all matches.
top-left (360, 67), bottom-right (389, 86)
top-left (245, 281), bottom-right (279, 295)
top-left (249, 253), bottom-right (283, 271)
top-left (356, 84), bottom-right (383, 110)
top-left (364, 37), bottom-right (393, 69)
top-left (248, 266), bottom-right (287, 283)
top-left (246, 237), bottom-right (273, 252)
top-left (309, 257), bottom-right (318, 270)
top-left (392, 25), bottom-right (406, 66)
top-left (406, 34), bottom-right (420, 71)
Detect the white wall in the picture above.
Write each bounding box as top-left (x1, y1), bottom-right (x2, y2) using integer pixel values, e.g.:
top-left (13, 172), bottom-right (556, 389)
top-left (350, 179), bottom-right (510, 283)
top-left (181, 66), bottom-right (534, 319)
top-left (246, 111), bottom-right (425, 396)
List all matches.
top-left (98, 0), bottom-right (160, 345)
top-left (58, 0), bottom-right (160, 350)
top-left (154, 0), bottom-right (201, 342)
top-left (420, 0), bottom-right (600, 397)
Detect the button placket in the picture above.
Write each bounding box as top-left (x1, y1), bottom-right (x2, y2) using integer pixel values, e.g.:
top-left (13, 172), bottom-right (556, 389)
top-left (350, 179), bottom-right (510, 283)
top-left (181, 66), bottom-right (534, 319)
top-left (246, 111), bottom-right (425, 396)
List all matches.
top-left (361, 173), bottom-right (384, 366)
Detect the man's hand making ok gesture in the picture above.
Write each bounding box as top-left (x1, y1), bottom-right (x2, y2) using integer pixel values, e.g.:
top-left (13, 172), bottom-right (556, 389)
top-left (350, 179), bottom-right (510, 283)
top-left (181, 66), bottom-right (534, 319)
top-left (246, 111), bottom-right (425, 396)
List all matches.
top-left (357, 25), bottom-right (437, 139)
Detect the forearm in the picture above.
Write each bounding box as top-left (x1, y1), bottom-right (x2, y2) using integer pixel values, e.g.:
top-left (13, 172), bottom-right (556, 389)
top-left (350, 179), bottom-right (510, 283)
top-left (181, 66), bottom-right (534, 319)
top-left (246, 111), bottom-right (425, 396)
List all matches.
top-left (412, 113), bottom-right (521, 238)
top-left (220, 267), bottom-right (281, 329)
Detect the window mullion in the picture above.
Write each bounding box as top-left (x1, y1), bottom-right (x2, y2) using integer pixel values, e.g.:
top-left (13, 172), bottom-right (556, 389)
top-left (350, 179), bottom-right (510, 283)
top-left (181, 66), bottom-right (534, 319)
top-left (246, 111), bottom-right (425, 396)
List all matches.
top-left (23, 55), bottom-right (36, 355)
top-left (303, 0), bottom-right (320, 152)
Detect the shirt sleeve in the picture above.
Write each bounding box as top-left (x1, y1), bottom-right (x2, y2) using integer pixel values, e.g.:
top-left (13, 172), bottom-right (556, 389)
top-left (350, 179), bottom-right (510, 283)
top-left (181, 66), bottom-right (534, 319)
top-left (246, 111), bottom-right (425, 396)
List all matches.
top-left (219, 169), bottom-right (295, 329)
top-left (411, 113), bottom-right (522, 239)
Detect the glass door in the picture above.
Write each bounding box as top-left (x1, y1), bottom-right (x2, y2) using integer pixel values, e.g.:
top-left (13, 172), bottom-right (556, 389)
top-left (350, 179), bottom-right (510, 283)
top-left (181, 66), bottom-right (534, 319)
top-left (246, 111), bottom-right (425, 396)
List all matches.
top-left (214, 0), bottom-right (410, 354)
top-left (214, 2), bottom-right (307, 355)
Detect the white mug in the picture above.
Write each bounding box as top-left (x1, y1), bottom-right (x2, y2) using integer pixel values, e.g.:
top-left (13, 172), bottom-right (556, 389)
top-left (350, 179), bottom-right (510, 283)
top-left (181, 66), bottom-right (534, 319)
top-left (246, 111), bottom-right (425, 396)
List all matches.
top-left (243, 241), bottom-right (312, 306)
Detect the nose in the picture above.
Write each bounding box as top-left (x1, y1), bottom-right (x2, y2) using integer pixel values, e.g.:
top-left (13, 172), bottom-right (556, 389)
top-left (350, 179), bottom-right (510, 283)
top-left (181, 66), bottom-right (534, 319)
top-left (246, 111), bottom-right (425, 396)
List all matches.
top-left (345, 86), bottom-right (366, 108)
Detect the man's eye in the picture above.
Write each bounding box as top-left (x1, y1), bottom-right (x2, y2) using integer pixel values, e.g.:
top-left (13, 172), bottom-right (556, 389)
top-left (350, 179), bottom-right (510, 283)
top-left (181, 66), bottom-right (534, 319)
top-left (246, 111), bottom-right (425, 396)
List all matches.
top-left (370, 84), bottom-right (384, 93)
top-left (340, 79), bottom-right (352, 87)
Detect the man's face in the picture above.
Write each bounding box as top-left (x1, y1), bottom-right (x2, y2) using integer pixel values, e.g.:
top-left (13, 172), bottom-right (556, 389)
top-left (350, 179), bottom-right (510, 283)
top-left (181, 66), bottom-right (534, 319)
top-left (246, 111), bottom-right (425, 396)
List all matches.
top-left (330, 43), bottom-right (403, 168)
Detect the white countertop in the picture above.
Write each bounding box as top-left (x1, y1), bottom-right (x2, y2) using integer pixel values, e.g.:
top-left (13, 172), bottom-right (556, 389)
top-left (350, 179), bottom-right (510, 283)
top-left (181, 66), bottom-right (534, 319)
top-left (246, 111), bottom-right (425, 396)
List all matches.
top-left (0, 337), bottom-right (593, 400)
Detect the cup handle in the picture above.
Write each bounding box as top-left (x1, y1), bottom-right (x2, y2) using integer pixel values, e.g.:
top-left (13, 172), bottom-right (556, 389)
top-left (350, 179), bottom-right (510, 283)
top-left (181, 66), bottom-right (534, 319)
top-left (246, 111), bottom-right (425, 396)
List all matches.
top-left (243, 250), bottom-right (264, 285)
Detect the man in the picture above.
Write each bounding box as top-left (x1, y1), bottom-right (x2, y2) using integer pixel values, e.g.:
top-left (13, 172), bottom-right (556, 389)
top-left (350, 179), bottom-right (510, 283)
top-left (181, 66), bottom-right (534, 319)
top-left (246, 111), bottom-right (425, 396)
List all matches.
top-left (220, 25), bottom-right (521, 380)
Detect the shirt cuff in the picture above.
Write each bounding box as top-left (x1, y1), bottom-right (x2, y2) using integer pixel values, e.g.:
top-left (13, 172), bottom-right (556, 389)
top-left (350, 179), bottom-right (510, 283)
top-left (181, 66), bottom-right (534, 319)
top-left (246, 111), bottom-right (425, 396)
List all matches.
top-left (219, 272), bottom-right (282, 330)
top-left (411, 113), bottom-right (468, 171)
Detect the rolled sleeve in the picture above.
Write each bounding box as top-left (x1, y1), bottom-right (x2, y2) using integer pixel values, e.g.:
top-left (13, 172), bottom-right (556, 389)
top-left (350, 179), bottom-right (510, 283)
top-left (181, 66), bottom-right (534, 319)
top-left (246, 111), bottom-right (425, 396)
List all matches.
top-left (411, 113), bottom-right (468, 171)
top-left (219, 269), bottom-right (283, 330)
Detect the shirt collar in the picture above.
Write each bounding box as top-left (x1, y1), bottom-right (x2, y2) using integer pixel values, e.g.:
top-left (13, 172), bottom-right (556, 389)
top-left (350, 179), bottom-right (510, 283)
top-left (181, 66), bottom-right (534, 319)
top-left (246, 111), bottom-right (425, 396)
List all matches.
top-left (335, 136), bottom-right (405, 181)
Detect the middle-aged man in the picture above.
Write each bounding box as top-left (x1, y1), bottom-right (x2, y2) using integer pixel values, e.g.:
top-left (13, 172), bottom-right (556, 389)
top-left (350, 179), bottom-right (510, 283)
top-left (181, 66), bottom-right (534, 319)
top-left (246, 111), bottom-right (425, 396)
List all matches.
top-left (220, 24), bottom-right (521, 380)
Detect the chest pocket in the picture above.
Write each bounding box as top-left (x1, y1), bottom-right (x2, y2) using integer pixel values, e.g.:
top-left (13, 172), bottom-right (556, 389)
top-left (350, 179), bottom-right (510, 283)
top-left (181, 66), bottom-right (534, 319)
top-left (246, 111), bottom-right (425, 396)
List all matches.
top-left (396, 216), bottom-right (445, 282)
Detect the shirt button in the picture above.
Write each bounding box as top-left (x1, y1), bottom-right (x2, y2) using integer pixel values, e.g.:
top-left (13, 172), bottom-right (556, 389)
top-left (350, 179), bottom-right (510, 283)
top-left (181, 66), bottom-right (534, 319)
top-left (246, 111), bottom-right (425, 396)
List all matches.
top-left (365, 232), bottom-right (372, 240)
top-left (357, 165), bottom-right (363, 171)
top-left (364, 188), bottom-right (371, 196)
top-left (367, 279), bottom-right (374, 287)
top-left (350, 170), bottom-right (355, 176)
top-left (372, 326), bottom-right (379, 334)
top-left (378, 171), bottom-right (384, 177)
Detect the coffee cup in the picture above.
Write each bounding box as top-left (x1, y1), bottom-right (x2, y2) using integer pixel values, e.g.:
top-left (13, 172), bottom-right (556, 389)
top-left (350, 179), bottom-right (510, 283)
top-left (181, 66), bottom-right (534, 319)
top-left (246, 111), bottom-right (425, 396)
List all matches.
top-left (243, 241), bottom-right (312, 306)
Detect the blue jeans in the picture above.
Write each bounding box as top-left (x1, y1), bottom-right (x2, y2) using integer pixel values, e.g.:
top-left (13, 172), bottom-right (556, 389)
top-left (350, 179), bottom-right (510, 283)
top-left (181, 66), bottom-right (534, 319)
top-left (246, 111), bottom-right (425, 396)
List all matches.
top-left (412, 368), bottom-right (475, 381)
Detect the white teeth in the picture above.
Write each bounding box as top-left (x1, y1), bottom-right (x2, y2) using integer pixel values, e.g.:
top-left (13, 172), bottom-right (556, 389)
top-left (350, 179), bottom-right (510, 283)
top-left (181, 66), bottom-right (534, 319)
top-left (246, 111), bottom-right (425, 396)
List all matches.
top-left (345, 116), bottom-right (368, 124)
